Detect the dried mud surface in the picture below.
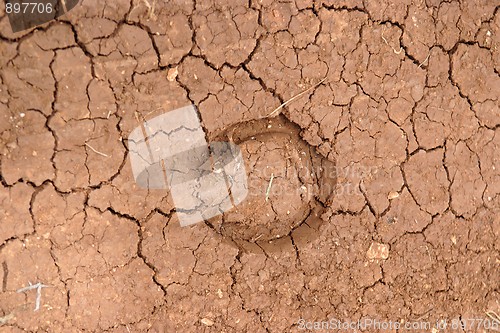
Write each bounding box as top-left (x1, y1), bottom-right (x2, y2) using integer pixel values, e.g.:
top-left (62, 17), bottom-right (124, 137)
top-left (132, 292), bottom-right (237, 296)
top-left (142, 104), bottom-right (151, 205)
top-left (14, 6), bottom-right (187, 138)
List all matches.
top-left (0, 0), bottom-right (499, 332)
top-left (211, 116), bottom-right (336, 245)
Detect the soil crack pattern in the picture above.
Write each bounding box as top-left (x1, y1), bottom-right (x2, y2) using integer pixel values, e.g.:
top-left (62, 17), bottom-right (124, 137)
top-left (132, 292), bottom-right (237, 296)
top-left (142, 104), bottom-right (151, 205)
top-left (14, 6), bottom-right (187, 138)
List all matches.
top-left (0, 0), bottom-right (499, 331)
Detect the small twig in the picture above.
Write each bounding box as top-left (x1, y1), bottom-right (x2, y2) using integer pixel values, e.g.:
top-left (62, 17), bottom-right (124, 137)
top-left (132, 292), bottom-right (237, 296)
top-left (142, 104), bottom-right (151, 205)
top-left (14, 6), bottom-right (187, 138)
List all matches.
top-left (265, 173), bottom-right (274, 202)
top-left (17, 282), bottom-right (51, 311)
top-left (265, 77), bottom-right (327, 118)
top-left (85, 143), bottom-right (109, 157)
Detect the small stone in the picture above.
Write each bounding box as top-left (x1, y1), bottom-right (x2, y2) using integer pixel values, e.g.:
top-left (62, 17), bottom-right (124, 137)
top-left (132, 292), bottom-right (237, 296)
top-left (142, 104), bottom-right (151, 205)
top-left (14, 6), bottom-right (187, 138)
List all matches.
top-left (6, 142), bottom-right (17, 150)
top-left (201, 318), bottom-right (214, 326)
top-left (167, 67), bottom-right (178, 82)
top-left (387, 216), bottom-right (397, 224)
top-left (367, 242), bottom-right (389, 260)
top-left (388, 191), bottom-right (399, 199)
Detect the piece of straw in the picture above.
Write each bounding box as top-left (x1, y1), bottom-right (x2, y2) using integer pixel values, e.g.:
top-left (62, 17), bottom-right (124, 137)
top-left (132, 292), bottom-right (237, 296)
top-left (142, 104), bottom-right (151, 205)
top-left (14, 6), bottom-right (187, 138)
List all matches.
top-left (17, 282), bottom-right (50, 311)
top-left (85, 143), bottom-right (109, 157)
top-left (265, 173), bottom-right (274, 202)
top-left (265, 77), bottom-right (328, 118)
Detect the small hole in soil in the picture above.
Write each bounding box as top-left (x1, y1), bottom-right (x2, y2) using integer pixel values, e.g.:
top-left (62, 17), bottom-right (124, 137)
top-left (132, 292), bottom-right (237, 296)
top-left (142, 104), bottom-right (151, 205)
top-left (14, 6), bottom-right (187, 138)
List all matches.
top-left (207, 115), bottom-right (337, 246)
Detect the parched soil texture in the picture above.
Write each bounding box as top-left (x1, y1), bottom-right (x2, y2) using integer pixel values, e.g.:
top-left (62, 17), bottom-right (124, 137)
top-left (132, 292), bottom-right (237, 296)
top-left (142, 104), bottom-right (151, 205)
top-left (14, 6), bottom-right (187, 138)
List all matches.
top-left (0, 0), bottom-right (499, 332)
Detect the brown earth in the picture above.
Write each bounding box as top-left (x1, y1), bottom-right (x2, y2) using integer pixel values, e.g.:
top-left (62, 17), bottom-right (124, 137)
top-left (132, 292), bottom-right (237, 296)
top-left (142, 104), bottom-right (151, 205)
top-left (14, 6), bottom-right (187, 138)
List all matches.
top-left (210, 115), bottom-right (336, 245)
top-left (0, 0), bottom-right (499, 332)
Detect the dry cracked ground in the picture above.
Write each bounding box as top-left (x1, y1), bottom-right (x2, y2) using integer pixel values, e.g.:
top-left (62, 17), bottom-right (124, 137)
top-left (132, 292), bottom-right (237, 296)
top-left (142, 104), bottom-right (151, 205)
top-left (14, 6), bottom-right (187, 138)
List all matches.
top-left (0, 0), bottom-right (499, 332)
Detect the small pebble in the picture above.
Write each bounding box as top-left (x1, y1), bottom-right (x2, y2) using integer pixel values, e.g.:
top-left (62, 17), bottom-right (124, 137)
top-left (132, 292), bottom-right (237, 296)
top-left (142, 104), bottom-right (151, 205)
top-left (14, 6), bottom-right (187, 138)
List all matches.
top-left (167, 67), bottom-right (178, 82)
top-left (388, 191), bottom-right (399, 199)
top-left (6, 142), bottom-right (17, 150)
top-left (367, 242), bottom-right (389, 260)
top-left (201, 318), bottom-right (214, 326)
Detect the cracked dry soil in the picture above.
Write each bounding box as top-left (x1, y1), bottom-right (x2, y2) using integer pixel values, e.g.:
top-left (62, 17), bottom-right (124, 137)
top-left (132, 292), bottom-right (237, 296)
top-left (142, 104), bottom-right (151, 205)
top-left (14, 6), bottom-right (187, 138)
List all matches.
top-left (0, 0), bottom-right (499, 332)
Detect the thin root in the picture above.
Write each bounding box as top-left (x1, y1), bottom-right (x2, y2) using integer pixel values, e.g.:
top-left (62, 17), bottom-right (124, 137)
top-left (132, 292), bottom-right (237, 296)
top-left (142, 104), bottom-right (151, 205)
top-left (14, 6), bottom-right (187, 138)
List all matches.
top-left (85, 143), bottom-right (109, 157)
top-left (486, 310), bottom-right (500, 323)
top-left (418, 51), bottom-right (431, 69)
top-left (16, 282), bottom-right (50, 312)
top-left (486, 311), bottom-right (500, 332)
top-left (381, 30), bottom-right (403, 55)
top-left (143, 0), bottom-right (156, 19)
top-left (265, 77), bottom-right (328, 118)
